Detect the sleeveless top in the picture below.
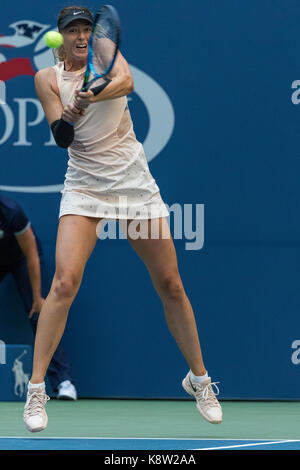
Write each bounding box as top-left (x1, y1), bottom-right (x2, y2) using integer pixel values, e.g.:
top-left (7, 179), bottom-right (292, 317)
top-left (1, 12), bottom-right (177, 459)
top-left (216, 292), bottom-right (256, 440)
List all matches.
top-left (53, 62), bottom-right (169, 220)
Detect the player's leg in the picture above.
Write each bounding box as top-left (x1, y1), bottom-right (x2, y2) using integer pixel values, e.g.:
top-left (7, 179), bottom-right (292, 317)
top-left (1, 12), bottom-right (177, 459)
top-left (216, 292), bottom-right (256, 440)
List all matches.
top-left (24, 215), bottom-right (101, 432)
top-left (124, 217), bottom-right (205, 375)
top-left (11, 258), bottom-right (76, 397)
top-left (30, 215), bottom-right (100, 385)
top-left (124, 217), bottom-right (222, 424)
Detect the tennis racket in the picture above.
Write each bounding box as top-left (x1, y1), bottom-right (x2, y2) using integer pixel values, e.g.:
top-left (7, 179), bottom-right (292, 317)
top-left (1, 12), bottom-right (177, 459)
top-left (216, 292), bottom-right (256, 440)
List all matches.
top-left (81, 4), bottom-right (121, 95)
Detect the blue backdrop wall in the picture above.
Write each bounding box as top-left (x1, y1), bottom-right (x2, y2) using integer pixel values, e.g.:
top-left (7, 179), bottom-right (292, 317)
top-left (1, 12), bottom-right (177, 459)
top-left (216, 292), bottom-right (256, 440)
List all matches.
top-left (1, 0), bottom-right (300, 399)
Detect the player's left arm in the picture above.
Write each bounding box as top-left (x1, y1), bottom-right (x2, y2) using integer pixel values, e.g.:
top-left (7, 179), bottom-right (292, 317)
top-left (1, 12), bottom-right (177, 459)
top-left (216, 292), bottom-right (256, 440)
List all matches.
top-left (74, 52), bottom-right (134, 107)
top-left (15, 226), bottom-right (44, 318)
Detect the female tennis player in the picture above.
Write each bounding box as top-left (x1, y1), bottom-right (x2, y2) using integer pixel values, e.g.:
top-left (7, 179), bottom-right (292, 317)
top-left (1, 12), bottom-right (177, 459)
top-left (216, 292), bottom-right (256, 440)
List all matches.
top-left (23, 6), bottom-right (222, 432)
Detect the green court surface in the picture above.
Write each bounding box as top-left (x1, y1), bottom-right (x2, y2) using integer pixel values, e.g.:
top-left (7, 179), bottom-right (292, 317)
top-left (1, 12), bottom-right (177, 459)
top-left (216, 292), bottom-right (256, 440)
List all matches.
top-left (0, 399), bottom-right (299, 440)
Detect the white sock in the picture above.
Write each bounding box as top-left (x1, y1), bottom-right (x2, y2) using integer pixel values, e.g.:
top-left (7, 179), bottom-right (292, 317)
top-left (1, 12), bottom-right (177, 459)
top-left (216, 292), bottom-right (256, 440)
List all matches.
top-left (28, 381), bottom-right (45, 390)
top-left (190, 370), bottom-right (208, 384)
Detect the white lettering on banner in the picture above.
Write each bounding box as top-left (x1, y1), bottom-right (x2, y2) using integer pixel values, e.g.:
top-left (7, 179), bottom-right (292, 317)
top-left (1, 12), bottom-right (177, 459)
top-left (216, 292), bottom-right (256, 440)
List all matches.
top-left (0, 64), bottom-right (175, 195)
top-left (130, 65), bottom-right (175, 163)
top-left (0, 340), bottom-right (6, 365)
top-left (291, 340), bottom-right (300, 365)
top-left (0, 66), bottom-right (174, 157)
top-left (291, 80), bottom-right (300, 104)
top-left (0, 98), bottom-right (47, 145)
top-left (0, 101), bottom-right (14, 144)
top-left (13, 98), bottom-right (45, 146)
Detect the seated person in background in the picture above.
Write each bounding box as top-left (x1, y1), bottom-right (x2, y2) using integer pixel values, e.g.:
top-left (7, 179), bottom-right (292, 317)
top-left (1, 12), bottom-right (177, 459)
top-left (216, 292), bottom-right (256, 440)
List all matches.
top-left (0, 193), bottom-right (77, 400)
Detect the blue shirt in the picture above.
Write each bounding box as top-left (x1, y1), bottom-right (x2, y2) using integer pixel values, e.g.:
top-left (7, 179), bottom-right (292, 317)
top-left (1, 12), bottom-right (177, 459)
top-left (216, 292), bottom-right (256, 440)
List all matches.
top-left (0, 195), bottom-right (40, 267)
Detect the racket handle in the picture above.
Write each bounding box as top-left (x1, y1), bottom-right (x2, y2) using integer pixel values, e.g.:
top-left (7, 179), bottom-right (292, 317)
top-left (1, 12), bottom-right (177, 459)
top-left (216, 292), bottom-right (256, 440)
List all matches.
top-left (90, 79), bottom-right (111, 96)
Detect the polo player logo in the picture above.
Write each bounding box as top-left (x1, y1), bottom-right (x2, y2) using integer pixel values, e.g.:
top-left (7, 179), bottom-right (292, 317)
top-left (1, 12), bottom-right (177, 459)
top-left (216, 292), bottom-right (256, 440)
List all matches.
top-left (12, 350), bottom-right (29, 397)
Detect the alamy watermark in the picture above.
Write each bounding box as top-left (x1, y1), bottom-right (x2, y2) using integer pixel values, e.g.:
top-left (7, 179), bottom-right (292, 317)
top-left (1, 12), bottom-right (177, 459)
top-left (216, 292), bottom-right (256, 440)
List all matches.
top-left (92, 198), bottom-right (204, 251)
top-left (291, 340), bottom-right (300, 365)
top-left (0, 340), bottom-right (6, 365)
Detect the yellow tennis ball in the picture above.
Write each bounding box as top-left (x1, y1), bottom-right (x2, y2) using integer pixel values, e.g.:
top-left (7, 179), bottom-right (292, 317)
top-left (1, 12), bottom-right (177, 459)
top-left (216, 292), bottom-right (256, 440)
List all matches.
top-left (44, 31), bottom-right (64, 48)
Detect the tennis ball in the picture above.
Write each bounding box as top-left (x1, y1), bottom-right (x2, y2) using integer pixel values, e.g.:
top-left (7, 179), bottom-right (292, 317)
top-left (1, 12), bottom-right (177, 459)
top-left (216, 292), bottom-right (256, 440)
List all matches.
top-left (44, 31), bottom-right (64, 48)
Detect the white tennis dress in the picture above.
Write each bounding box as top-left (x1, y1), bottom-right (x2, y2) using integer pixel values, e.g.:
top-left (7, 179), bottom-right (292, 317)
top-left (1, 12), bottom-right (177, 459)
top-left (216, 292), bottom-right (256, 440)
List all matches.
top-left (53, 62), bottom-right (169, 220)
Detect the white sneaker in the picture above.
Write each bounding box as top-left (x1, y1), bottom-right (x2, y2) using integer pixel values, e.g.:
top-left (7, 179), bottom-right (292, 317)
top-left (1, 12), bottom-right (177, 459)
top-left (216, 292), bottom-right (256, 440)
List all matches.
top-left (24, 385), bottom-right (50, 432)
top-left (182, 371), bottom-right (222, 424)
top-left (57, 380), bottom-right (77, 400)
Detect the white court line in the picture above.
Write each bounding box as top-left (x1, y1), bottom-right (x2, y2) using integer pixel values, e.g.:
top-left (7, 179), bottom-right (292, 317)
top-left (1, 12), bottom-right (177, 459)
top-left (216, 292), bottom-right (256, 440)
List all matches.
top-left (0, 436), bottom-right (293, 441)
top-left (195, 440), bottom-right (300, 450)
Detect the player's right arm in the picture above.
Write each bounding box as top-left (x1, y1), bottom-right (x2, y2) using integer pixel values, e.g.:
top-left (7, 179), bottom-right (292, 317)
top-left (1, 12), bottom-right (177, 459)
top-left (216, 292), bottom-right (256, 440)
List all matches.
top-left (35, 68), bottom-right (84, 147)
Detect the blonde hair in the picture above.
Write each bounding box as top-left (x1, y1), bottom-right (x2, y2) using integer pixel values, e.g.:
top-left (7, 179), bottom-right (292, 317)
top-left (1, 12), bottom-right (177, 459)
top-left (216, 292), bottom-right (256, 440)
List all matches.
top-left (52, 45), bottom-right (66, 64)
top-left (52, 5), bottom-right (92, 63)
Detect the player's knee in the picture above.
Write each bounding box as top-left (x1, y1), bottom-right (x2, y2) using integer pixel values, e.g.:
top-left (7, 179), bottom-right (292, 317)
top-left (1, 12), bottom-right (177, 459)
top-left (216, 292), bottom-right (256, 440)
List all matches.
top-left (158, 274), bottom-right (184, 302)
top-left (53, 272), bottom-right (81, 302)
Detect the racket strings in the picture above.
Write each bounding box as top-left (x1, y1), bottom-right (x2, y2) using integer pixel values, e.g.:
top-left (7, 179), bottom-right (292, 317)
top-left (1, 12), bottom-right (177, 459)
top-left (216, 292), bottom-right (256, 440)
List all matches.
top-left (92, 14), bottom-right (119, 76)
